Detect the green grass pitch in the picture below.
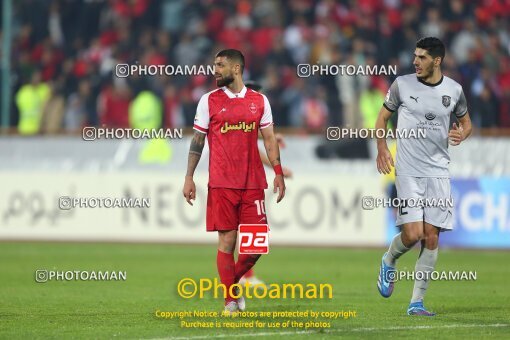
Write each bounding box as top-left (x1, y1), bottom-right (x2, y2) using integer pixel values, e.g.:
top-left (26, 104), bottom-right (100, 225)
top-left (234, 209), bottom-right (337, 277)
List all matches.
top-left (1, 242), bottom-right (509, 339)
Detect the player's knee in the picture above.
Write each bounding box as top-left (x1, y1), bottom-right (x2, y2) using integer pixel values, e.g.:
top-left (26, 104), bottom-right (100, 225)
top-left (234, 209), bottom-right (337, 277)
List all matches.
top-left (218, 231), bottom-right (237, 253)
top-left (218, 241), bottom-right (235, 253)
top-left (423, 232), bottom-right (439, 249)
top-left (411, 232), bottom-right (423, 244)
top-left (403, 229), bottom-right (423, 245)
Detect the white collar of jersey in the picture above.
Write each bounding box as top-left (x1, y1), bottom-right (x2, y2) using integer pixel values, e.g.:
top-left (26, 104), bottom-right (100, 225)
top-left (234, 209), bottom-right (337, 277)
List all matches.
top-left (222, 86), bottom-right (248, 98)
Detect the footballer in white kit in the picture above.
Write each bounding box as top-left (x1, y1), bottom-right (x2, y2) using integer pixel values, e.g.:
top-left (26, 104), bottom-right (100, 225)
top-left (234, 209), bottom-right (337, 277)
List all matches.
top-left (375, 37), bottom-right (472, 316)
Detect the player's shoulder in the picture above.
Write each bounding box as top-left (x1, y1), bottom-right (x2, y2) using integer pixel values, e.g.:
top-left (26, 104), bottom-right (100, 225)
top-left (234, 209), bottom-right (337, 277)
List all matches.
top-left (440, 76), bottom-right (465, 102)
top-left (246, 87), bottom-right (261, 95)
top-left (201, 88), bottom-right (224, 100)
top-left (245, 88), bottom-right (269, 102)
top-left (395, 74), bottom-right (419, 85)
top-left (245, 87), bottom-right (263, 97)
top-left (442, 75), bottom-right (463, 90)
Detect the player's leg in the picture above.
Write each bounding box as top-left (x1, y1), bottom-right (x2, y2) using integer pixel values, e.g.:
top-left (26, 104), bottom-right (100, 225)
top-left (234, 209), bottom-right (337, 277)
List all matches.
top-left (233, 189), bottom-right (268, 310)
top-left (378, 176), bottom-right (425, 298)
top-left (387, 221), bottom-right (423, 265)
top-left (386, 176), bottom-right (427, 266)
top-left (407, 222), bottom-right (439, 316)
top-left (408, 177), bottom-right (451, 316)
top-left (236, 255), bottom-right (261, 283)
top-left (236, 189), bottom-right (267, 281)
top-left (207, 188), bottom-right (241, 312)
top-left (217, 230), bottom-right (238, 312)
top-left (378, 221), bottom-right (423, 298)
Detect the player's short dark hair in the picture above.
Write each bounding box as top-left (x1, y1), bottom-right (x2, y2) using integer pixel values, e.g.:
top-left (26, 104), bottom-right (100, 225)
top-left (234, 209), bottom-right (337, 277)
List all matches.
top-left (416, 37), bottom-right (445, 63)
top-left (216, 49), bottom-right (245, 74)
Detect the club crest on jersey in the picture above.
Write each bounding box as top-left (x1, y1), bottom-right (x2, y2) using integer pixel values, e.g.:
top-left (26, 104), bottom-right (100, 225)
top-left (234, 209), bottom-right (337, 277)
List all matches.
top-left (221, 121), bottom-right (256, 134)
top-left (249, 103), bottom-right (258, 114)
top-left (442, 95), bottom-right (451, 108)
top-left (425, 112), bottom-right (436, 120)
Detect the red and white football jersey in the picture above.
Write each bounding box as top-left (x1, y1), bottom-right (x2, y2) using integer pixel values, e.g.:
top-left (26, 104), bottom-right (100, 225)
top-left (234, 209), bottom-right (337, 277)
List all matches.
top-left (193, 86), bottom-right (273, 189)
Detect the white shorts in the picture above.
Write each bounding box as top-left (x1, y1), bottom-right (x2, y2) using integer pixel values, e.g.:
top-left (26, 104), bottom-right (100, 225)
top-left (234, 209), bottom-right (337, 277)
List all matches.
top-left (395, 176), bottom-right (453, 231)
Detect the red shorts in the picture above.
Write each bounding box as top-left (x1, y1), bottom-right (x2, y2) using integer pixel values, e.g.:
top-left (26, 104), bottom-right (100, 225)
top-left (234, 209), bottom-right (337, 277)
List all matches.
top-left (206, 188), bottom-right (268, 232)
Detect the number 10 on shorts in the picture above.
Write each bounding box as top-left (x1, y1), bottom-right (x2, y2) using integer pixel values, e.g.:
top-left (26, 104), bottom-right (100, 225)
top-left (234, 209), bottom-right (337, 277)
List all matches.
top-left (239, 224), bottom-right (269, 254)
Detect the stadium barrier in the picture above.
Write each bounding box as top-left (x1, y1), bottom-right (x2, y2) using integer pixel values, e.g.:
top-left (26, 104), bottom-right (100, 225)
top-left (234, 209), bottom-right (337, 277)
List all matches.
top-left (1, 137), bottom-right (509, 248)
top-left (0, 173), bottom-right (386, 246)
top-left (443, 178), bottom-right (510, 248)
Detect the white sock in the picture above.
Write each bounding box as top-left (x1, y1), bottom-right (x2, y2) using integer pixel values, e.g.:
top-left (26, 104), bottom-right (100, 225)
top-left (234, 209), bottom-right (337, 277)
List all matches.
top-left (384, 233), bottom-right (411, 266)
top-left (411, 247), bottom-right (438, 304)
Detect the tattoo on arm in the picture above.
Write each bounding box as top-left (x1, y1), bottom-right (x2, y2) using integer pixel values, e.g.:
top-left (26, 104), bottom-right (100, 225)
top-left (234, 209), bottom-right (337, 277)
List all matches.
top-left (186, 132), bottom-right (206, 177)
top-left (190, 132), bottom-right (206, 155)
top-left (264, 134), bottom-right (281, 166)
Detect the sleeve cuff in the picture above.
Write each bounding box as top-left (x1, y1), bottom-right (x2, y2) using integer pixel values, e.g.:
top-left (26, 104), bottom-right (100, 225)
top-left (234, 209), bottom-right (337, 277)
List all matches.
top-left (383, 103), bottom-right (395, 113)
top-left (456, 110), bottom-right (468, 118)
top-left (260, 122), bottom-right (273, 129)
top-left (193, 124), bottom-right (208, 134)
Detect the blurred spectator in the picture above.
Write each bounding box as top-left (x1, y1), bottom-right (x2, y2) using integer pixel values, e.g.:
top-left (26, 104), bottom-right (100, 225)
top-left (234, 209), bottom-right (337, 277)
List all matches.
top-left (129, 90), bottom-right (162, 129)
top-left (98, 81), bottom-right (131, 128)
top-left (162, 84), bottom-right (183, 129)
top-left (283, 15), bottom-right (311, 64)
top-left (360, 78), bottom-right (386, 129)
top-left (282, 76), bottom-right (306, 127)
top-left (64, 79), bottom-right (96, 132)
top-left (129, 89), bottom-right (171, 164)
top-left (420, 8), bottom-right (445, 39)
top-left (302, 86), bottom-right (329, 131)
top-left (451, 20), bottom-right (478, 65)
top-left (15, 71), bottom-right (50, 135)
top-left (40, 82), bottom-right (65, 134)
top-left (473, 85), bottom-right (499, 128)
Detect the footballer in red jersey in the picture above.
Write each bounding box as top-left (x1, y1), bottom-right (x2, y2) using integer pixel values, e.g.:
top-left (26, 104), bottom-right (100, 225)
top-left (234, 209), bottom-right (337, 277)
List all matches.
top-left (182, 49), bottom-right (286, 313)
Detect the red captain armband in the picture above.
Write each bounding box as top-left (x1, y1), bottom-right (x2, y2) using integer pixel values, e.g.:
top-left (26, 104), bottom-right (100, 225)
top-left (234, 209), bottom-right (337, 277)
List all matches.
top-left (274, 164), bottom-right (284, 176)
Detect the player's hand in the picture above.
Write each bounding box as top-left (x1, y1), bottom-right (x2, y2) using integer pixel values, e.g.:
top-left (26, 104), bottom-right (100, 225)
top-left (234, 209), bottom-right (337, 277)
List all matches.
top-left (376, 146), bottom-right (394, 174)
top-left (448, 123), bottom-right (463, 146)
top-left (273, 175), bottom-right (286, 203)
top-left (275, 133), bottom-right (286, 148)
top-left (182, 176), bottom-right (196, 206)
top-left (283, 167), bottom-right (293, 178)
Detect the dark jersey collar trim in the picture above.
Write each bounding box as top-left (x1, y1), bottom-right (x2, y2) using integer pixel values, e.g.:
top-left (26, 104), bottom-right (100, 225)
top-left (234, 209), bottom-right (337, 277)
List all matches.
top-left (417, 75), bottom-right (443, 87)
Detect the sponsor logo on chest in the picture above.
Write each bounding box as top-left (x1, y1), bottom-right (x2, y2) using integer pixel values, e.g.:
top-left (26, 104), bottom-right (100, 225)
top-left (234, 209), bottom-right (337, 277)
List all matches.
top-left (220, 121), bottom-right (256, 133)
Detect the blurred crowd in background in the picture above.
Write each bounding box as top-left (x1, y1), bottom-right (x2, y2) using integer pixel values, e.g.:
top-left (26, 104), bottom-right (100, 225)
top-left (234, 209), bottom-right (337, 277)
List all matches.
top-left (5, 0), bottom-right (510, 135)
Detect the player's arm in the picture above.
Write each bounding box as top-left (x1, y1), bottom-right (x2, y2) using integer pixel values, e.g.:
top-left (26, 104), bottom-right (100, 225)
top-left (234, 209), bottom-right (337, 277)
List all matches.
top-left (182, 131), bottom-right (206, 206)
top-left (258, 133), bottom-right (293, 178)
top-left (377, 80), bottom-right (401, 174)
top-left (375, 106), bottom-right (395, 174)
top-left (449, 113), bottom-right (472, 145)
top-left (183, 94), bottom-right (209, 206)
top-left (449, 90), bottom-right (472, 146)
top-left (260, 125), bottom-right (286, 203)
top-left (459, 113), bottom-right (473, 139)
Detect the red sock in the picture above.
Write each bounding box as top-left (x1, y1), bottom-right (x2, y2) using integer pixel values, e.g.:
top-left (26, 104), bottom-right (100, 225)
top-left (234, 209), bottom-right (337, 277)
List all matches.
top-left (243, 268), bottom-right (254, 278)
top-left (235, 254), bottom-right (260, 282)
top-left (217, 250), bottom-right (236, 303)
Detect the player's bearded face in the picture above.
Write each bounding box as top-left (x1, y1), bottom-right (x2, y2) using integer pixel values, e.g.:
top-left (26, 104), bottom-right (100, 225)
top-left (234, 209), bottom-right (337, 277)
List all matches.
top-left (215, 71), bottom-right (234, 87)
top-left (214, 57), bottom-right (235, 87)
top-left (414, 48), bottom-right (435, 79)
top-left (419, 60), bottom-right (434, 79)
